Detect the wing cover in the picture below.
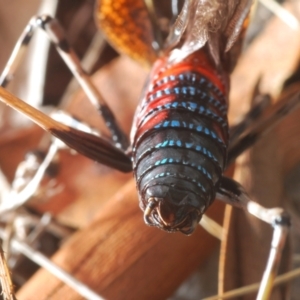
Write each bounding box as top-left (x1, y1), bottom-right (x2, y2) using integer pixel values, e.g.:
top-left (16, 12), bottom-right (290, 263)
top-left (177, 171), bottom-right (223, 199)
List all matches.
top-left (167, 0), bottom-right (253, 65)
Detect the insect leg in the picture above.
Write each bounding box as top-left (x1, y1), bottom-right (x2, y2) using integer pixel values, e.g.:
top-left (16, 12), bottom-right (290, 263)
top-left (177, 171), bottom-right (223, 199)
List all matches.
top-left (0, 87), bottom-right (132, 172)
top-left (143, 0), bottom-right (163, 51)
top-left (217, 176), bottom-right (290, 300)
top-left (0, 14), bottom-right (129, 150)
top-left (229, 93), bottom-right (271, 145)
top-left (227, 90), bottom-right (300, 165)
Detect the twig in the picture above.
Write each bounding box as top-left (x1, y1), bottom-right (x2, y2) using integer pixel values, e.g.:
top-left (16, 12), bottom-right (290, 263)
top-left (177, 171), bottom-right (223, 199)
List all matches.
top-left (0, 228), bottom-right (104, 300)
top-left (259, 0), bottom-right (299, 30)
top-left (0, 245), bottom-right (17, 300)
top-left (203, 266), bottom-right (300, 300)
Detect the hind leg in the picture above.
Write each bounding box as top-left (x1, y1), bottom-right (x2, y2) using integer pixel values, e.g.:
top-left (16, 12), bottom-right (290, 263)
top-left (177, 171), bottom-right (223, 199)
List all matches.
top-left (217, 176), bottom-right (290, 300)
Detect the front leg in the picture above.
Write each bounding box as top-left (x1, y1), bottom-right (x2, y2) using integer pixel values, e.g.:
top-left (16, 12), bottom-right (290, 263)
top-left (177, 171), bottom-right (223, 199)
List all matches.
top-left (0, 14), bottom-right (129, 150)
top-left (0, 15), bottom-right (133, 173)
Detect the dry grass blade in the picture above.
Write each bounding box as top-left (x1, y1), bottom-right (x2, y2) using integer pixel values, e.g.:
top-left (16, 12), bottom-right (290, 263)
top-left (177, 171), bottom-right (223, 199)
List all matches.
top-left (0, 246), bottom-right (16, 300)
top-left (0, 87), bottom-right (132, 172)
top-left (204, 266), bottom-right (300, 300)
top-left (14, 243), bottom-right (104, 300)
top-left (200, 214), bottom-right (224, 241)
top-left (259, 0), bottom-right (299, 30)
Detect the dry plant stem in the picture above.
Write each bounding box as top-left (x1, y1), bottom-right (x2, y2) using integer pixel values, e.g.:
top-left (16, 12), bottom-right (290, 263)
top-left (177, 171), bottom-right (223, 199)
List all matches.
top-left (0, 142), bottom-right (59, 213)
top-left (0, 228), bottom-right (104, 300)
top-left (0, 211), bottom-right (72, 240)
top-left (204, 266), bottom-right (300, 300)
top-left (0, 168), bottom-right (10, 201)
top-left (18, 0), bottom-right (59, 107)
top-left (7, 213), bottom-right (53, 270)
top-left (259, 0), bottom-right (299, 30)
top-left (0, 245), bottom-right (16, 300)
top-left (200, 214), bottom-right (223, 241)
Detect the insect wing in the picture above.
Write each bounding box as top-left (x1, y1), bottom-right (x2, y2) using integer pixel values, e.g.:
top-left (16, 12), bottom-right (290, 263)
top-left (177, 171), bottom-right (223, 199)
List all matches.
top-left (167, 0), bottom-right (253, 65)
top-left (95, 0), bottom-right (158, 67)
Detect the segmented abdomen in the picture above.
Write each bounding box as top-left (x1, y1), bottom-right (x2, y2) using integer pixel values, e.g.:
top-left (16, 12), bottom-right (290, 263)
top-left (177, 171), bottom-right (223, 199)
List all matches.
top-left (131, 50), bottom-right (229, 210)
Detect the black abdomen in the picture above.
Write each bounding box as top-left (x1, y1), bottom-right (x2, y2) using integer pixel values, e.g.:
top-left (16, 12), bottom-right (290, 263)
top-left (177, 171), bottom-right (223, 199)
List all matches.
top-left (131, 53), bottom-right (229, 226)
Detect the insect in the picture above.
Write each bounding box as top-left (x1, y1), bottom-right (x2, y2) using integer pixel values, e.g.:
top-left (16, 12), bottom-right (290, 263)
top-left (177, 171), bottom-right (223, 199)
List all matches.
top-left (0, 0), bottom-right (298, 299)
top-left (96, 0), bottom-right (255, 235)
